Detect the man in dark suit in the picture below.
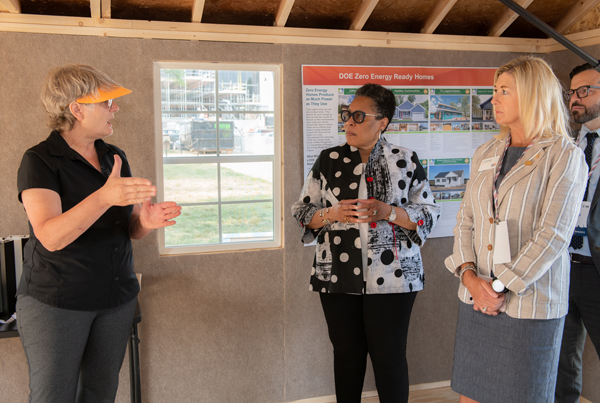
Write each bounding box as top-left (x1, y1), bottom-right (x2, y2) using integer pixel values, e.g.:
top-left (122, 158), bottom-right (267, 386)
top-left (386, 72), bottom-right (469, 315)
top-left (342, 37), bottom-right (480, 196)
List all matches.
top-left (556, 63), bottom-right (600, 402)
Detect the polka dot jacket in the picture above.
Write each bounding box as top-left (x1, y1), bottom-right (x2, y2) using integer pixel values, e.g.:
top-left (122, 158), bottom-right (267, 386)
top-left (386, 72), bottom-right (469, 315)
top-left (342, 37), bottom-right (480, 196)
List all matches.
top-left (292, 138), bottom-right (440, 295)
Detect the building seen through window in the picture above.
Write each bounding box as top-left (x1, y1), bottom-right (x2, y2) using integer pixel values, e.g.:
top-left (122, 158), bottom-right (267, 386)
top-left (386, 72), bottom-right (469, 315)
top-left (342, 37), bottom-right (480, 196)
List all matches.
top-left (154, 63), bottom-right (281, 254)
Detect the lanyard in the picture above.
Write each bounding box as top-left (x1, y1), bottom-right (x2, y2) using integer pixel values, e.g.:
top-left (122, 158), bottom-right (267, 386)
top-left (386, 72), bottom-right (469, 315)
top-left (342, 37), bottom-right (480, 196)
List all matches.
top-left (492, 134), bottom-right (534, 220)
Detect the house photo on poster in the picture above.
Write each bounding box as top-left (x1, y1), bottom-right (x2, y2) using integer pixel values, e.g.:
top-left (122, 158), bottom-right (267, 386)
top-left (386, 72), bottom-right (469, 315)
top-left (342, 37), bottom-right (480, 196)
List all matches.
top-left (302, 65), bottom-right (498, 238)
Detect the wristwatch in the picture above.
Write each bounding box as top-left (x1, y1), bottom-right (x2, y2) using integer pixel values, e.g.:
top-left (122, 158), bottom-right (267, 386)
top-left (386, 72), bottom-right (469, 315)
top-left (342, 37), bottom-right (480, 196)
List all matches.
top-left (491, 277), bottom-right (508, 293)
top-left (387, 207), bottom-right (396, 222)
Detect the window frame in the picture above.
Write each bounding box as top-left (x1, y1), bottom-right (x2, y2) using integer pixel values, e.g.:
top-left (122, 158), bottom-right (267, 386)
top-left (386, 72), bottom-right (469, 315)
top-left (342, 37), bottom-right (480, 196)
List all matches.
top-left (153, 61), bottom-right (282, 255)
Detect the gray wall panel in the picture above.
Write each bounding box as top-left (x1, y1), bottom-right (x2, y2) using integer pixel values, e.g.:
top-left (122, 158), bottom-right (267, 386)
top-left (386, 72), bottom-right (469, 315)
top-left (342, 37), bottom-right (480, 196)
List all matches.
top-left (0, 31), bottom-right (597, 402)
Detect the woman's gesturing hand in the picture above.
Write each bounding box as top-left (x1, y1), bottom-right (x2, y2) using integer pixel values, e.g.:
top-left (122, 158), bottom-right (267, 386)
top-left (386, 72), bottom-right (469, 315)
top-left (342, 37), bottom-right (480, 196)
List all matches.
top-left (139, 200), bottom-right (182, 230)
top-left (100, 155), bottom-right (157, 207)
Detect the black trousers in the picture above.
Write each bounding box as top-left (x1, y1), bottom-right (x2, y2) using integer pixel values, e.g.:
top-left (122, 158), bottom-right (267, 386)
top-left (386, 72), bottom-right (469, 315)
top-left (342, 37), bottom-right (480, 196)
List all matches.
top-left (319, 292), bottom-right (417, 403)
top-left (556, 262), bottom-right (600, 402)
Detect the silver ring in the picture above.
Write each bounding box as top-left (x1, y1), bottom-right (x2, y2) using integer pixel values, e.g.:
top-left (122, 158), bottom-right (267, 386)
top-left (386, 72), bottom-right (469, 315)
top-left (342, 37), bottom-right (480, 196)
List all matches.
top-left (373, 210), bottom-right (378, 216)
top-left (482, 306), bottom-right (488, 312)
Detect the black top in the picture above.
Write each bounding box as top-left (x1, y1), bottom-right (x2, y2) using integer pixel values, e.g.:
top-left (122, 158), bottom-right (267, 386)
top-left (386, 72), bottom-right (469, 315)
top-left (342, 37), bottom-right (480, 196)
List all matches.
top-left (17, 131), bottom-right (140, 311)
top-left (495, 146), bottom-right (527, 188)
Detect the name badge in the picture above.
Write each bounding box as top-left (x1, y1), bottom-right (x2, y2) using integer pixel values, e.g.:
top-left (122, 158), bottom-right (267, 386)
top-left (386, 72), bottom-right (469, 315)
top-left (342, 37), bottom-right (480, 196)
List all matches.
top-left (493, 220), bottom-right (512, 265)
top-left (479, 156), bottom-right (500, 171)
top-left (574, 201), bottom-right (591, 236)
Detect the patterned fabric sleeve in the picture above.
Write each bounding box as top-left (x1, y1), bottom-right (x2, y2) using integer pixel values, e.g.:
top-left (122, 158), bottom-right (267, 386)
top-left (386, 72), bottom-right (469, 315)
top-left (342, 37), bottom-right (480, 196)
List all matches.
top-left (401, 152), bottom-right (441, 247)
top-left (291, 154), bottom-right (324, 244)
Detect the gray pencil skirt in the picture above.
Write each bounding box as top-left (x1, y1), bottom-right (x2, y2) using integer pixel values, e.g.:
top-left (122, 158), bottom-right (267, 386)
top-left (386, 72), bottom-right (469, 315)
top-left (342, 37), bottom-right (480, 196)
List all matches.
top-left (451, 301), bottom-right (565, 403)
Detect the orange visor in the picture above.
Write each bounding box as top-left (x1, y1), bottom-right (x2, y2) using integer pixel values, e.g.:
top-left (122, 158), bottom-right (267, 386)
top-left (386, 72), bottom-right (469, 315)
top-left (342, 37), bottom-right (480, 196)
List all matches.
top-left (76, 86), bottom-right (132, 104)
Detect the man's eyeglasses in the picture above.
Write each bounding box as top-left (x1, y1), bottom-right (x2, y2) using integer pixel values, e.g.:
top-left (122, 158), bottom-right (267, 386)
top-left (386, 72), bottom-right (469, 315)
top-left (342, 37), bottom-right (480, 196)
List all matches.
top-left (340, 110), bottom-right (382, 124)
top-left (563, 85), bottom-right (600, 102)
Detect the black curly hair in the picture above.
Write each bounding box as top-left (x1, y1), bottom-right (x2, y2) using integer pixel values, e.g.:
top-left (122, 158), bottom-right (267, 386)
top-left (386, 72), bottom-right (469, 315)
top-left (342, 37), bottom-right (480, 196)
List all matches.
top-left (569, 63), bottom-right (597, 80)
top-left (354, 83), bottom-right (396, 132)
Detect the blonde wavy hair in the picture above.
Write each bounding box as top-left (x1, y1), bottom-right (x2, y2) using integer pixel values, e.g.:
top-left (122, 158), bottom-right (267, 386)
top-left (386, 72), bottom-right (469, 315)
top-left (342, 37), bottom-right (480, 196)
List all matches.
top-left (494, 56), bottom-right (571, 142)
top-left (41, 64), bottom-right (121, 132)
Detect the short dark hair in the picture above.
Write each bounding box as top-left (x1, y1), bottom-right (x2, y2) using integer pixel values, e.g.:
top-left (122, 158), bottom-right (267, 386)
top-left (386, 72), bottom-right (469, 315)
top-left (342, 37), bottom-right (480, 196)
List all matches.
top-left (355, 83), bottom-right (396, 132)
top-left (569, 63), bottom-right (595, 80)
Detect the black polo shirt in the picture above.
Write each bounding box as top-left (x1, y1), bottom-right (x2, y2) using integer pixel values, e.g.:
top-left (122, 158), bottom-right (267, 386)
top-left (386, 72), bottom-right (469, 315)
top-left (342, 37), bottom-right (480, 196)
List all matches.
top-left (17, 131), bottom-right (140, 311)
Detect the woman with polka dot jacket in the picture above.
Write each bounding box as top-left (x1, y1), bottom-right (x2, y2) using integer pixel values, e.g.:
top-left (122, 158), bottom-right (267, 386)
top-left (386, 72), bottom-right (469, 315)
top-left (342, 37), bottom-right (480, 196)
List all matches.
top-left (292, 83), bottom-right (440, 403)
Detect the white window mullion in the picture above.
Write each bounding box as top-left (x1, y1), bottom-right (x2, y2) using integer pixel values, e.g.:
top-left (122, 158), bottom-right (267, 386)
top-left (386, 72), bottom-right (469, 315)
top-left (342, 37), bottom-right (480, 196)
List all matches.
top-left (155, 62), bottom-right (281, 255)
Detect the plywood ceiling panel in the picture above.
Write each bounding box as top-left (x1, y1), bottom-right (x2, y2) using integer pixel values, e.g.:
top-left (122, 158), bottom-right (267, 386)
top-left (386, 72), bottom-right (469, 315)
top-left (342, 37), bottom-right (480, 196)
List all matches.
top-left (285, 0), bottom-right (362, 30)
top-left (20, 0), bottom-right (91, 17)
top-left (501, 0), bottom-right (576, 38)
top-left (362, 0), bottom-right (438, 33)
top-left (201, 0), bottom-right (278, 25)
top-left (433, 0), bottom-right (509, 36)
top-left (567, 5), bottom-right (600, 34)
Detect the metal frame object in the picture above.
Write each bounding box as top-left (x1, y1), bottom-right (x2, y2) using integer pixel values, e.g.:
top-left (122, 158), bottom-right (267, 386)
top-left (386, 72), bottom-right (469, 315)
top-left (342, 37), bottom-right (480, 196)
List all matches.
top-left (498, 0), bottom-right (600, 72)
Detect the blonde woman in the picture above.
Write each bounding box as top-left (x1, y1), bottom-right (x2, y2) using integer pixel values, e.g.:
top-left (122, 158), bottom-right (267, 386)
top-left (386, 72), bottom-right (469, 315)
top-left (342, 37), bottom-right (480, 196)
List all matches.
top-left (16, 64), bottom-right (181, 403)
top-left (445, 56), bottom-right (587, 402)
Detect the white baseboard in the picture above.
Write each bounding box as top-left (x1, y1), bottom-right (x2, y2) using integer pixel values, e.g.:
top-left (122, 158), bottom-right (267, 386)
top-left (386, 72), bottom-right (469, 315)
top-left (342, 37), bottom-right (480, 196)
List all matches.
top-left (286, 380), bottom-right (451, 403)
top-left (408, 380), bottom-right (451, 391)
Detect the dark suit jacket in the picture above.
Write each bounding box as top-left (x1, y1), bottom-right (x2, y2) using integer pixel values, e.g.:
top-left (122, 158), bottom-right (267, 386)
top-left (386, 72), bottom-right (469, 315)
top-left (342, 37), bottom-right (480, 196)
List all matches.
top-left (586, 176), bottom-right (600, 276)
top-left (573, 128), bottom-right (600, 276)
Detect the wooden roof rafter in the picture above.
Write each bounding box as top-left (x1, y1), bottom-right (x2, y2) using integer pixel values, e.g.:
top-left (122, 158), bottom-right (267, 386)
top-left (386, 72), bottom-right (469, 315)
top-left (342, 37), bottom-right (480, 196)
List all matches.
top-left (420, 0), bottom-right (458, 34)
top-left (349, 0), bottom-right (379, 31)
top-left (0, 0), bottom-right (20, 14)
top-left (90, 0), bottom-right (101, 20)
top-left (488, 0), bottom-right (534, 37)
top-left (192, 0), bottom-right (205, 23)
top-left (274, 0), bottom-right (295, 27)
top-left (101, 0), bottom-right (110, 18)
top-left (554, 0), bottom-right (600, 34)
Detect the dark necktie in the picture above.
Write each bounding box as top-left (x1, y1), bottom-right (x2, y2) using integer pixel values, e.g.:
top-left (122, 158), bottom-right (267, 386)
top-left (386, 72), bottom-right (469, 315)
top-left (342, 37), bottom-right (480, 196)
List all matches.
top-left (571, 131), bottom-right (598, 249)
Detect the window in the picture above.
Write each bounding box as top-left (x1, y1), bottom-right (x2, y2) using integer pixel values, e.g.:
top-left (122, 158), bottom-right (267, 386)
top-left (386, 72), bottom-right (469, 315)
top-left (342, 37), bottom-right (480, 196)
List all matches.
top-left (154, 62), bottom-right (281, 254)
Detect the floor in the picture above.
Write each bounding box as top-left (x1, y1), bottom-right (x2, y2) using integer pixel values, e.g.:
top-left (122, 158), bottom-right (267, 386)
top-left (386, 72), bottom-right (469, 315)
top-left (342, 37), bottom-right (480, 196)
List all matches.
top-left (366, 386), bottom-right (459, 403)
top-left (343, 387), bottom-right (592, 403)
top-left (291, 386), bottom-right (460, 403)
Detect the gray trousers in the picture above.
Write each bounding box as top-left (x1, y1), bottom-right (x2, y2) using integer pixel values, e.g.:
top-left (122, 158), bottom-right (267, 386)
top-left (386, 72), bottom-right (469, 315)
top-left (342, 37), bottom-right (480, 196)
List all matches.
top-left (16, 295), bottom-right (137, 403)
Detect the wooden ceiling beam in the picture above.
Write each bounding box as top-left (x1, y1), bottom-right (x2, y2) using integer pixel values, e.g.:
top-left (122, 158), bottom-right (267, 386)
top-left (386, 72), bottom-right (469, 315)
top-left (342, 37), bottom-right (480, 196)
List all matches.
top-left (0, 0), bottom-right (20, 13)
top-left (191, 0), bottom-right (205, 23)
top-left (101, 0), bottom-right (110, 18)
top-left (488, 0), bottom-right (534, 37)
top-left (0, 13), bottom-right (553, 53)
top-left (274, 0), bottom-right (295, 27)
top-left (90, 0), bottom-right (101, 20)
top-left (420, 0), bottom-right (458, 34)
top-left (546, 26), bottom-right (600, 51)
top-left (349, 0), bottom-right (379, 31)
top-left (554, 0), bottom-right (600, 34)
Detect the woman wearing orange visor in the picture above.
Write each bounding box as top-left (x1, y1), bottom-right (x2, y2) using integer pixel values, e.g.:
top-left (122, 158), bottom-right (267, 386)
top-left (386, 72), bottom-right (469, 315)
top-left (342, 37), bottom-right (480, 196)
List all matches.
top-left (15, 64), bottom-right (181, 403)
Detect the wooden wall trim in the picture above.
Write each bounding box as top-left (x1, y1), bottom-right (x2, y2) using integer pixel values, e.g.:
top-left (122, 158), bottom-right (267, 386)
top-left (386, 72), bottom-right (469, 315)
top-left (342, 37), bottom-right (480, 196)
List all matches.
top-left (0, 13), bottom-right (598, 53)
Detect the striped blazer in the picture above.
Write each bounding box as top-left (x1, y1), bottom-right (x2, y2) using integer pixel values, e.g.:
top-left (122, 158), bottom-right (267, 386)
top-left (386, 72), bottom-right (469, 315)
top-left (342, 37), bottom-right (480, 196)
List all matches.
top-left (445, 135), bottom-right (587, 319)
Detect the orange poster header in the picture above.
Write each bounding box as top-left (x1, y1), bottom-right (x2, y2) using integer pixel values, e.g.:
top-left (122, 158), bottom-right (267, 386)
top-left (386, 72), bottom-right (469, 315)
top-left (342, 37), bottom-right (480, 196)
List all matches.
top-left (302, 65), bottom-right (496, 87)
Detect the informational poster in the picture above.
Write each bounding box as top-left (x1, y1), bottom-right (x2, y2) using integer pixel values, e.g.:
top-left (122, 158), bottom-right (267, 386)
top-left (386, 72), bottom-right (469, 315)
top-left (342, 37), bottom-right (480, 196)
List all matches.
top-left (302, 65), bottom-right (498, 238)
